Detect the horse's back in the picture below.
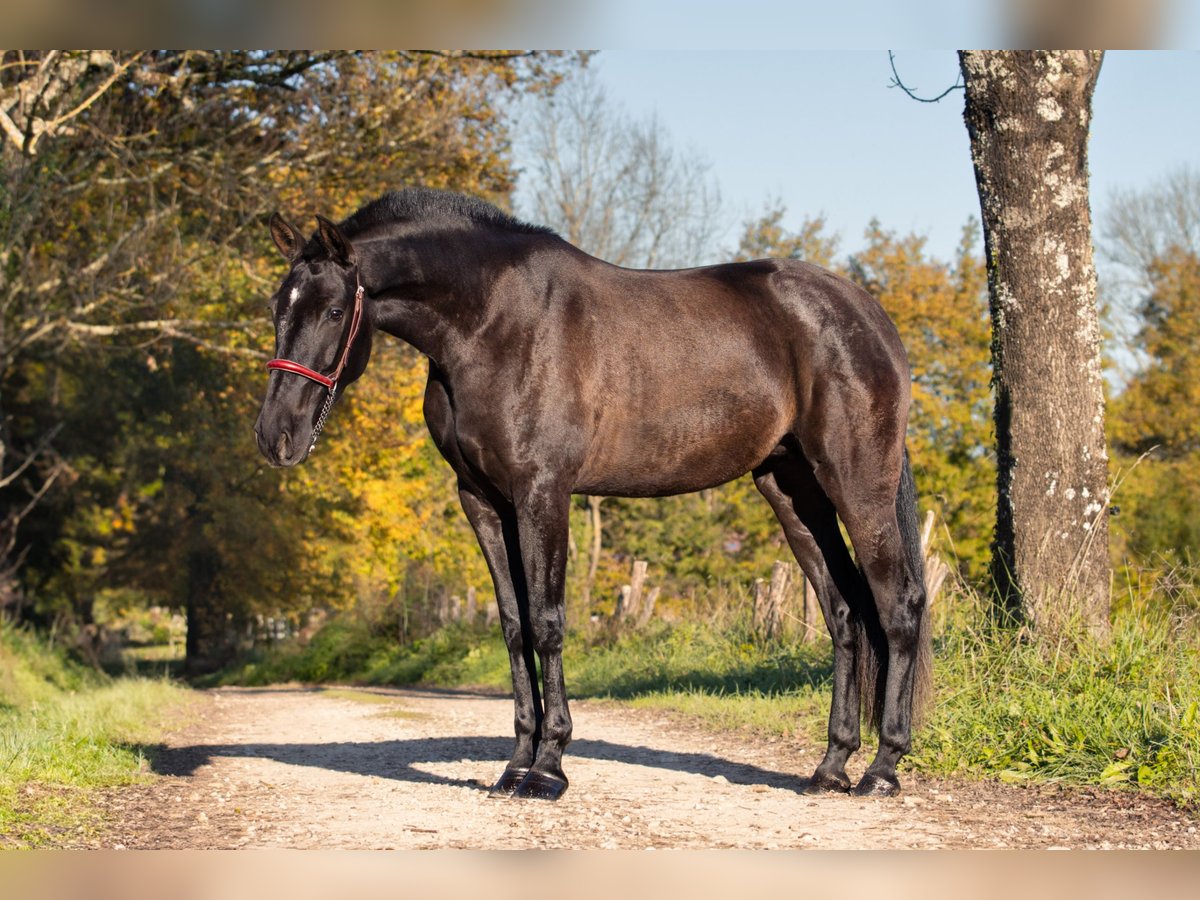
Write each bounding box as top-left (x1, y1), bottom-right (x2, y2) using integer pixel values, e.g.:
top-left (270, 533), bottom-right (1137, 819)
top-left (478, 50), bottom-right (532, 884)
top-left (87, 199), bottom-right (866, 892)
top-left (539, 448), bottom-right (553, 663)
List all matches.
top-left (566, 255), bottom-right (909, 496)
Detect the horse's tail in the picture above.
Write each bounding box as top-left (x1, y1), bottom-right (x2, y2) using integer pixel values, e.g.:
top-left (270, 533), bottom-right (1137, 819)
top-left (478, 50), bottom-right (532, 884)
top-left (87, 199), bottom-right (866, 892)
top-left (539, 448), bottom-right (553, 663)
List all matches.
top-left (856, 447), bottom-right (933, 732)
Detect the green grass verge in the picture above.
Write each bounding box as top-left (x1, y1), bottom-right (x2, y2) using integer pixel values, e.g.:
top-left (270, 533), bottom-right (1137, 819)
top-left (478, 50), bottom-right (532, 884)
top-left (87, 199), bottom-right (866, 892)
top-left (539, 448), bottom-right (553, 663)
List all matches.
top-left (219, 599), bottom-right (1200, 808)
top-left (914, 605), bottom-right (1200, 804)
top-left (0, 622), bottom-right (193, 848)
top-left (215, 620), bottom-right (514, 689)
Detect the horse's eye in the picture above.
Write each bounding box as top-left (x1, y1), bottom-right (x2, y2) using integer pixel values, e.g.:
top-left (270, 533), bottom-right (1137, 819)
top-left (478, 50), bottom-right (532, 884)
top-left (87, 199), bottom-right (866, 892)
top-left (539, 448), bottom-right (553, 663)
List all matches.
top-left (329, 308), bottom-right (344, 322)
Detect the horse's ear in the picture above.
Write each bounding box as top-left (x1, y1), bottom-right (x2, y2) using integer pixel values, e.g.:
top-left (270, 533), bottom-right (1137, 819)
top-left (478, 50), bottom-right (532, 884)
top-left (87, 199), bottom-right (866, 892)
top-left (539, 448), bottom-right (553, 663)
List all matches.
top-left (269, 213), bottom-right (303, 263)
top-left (315, 214), bottom-right (356, 267)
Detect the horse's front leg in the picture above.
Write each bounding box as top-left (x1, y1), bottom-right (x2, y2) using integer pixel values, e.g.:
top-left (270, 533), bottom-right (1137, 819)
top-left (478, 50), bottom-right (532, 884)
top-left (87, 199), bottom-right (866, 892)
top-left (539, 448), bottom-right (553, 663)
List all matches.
top-left (457, 485), bottom-right (543, 798)
top-left (509, 480), bottom-right (573, 801)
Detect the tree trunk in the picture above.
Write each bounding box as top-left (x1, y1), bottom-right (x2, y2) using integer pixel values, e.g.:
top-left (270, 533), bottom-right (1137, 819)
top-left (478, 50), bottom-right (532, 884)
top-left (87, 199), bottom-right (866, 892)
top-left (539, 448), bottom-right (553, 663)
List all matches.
top-left (959, 51), bottom-right (1110, 634)
top-left (185, 542), bottom-right (231, 675)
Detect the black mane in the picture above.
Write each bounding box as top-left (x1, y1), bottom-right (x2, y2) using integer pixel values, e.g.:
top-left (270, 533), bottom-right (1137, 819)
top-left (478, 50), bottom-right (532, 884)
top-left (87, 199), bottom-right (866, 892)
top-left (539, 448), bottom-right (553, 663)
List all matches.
top-left (339, 188), bottom-right (555, 239)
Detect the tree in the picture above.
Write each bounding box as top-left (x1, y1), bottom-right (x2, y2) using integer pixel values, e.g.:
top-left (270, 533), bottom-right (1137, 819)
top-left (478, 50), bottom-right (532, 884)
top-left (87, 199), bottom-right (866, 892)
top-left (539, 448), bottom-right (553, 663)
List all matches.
top-left (518, 67), bottom-right (722, 270)
top-left (1104, 230), bottom-right (1200, 567)
top-left (1, 50), bottom-right (327, 628)
top-left (959, 51), bottom-right (1109, 633)
top-left (1102, 167), bottom-right (1200, 287)
top-left (1100, 165), bottom-right (1200, 380)
top-left (735, 203), bottom-right (839, 269)
top-left (3, 50), bottom-right (577, 668)
top-left (1110, 248), bottom-right (1200, 459)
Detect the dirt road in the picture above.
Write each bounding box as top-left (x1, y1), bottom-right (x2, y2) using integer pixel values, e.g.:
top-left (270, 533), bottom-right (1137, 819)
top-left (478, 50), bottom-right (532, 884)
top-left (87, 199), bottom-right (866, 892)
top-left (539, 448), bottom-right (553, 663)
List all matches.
top-left (99, 685), bottom-right (1198, 849)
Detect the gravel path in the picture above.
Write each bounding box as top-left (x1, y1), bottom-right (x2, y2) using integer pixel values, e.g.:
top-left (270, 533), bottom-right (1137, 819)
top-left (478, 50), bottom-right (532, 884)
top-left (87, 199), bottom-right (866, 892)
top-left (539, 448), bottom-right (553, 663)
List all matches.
top-left (98, 685), bottom-right (1199, 849)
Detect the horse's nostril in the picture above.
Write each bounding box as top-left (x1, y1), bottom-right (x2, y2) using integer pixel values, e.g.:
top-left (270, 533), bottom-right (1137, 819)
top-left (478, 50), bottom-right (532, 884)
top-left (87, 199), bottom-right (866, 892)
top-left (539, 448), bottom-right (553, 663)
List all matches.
top-left (277, 430), bottom-right (292, 461)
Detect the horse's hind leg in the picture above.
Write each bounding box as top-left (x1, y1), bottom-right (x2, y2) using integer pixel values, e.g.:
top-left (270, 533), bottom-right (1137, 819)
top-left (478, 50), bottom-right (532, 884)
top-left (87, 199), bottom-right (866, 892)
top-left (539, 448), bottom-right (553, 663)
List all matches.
top-left (457, 486), bottom-right (544, 798)
top-left (837, 491), bottom-right (927, 797)
top-left (753, 451), bottom-right (869, 793)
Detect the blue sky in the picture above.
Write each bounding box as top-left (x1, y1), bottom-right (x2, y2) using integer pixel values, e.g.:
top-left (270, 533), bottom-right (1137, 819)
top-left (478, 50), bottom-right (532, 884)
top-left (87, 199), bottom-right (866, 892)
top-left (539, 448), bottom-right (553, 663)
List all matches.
top-left (523, 51), bottom-right (1200, 267)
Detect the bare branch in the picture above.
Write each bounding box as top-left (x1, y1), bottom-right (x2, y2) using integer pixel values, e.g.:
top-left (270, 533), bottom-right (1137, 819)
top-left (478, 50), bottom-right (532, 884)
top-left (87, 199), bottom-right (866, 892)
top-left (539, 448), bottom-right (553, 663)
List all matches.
top-left (59, 318), bottom-right (268, 360)
top-left (28, 55), bottom-right (137, 154)
top-left (2, 460), bottom-right (68, 552)
top-left (0, 424), bottom-right (63, 489)
top-left (162, 330), bottom-right (270, 361)
top-left (417, 50), bottom-right (538, 63)
top-left (63, 318), bottom-right (251, 338)
top-left (0, 106), bottom-right (25, 151)
top-left (519, 69), bottom-right (721, 269)
top-left (31, 207), bottom-right (175, 296)
top-left (888, 51), bottom-right (964, 104)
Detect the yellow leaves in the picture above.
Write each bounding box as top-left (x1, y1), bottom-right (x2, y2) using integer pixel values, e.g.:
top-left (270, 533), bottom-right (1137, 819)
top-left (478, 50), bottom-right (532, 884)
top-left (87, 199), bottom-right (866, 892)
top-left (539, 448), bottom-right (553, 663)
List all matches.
top-left (291, 346), bottom-right (490, 604)
top-left (1111, 248), bottom-right (1200, 458)
top-left (847, 222), bottom-right (994, 576)
top-left (1107, 249), bottom-right (1200, 566)
top-left (735, 205), bottom-right (838, 268)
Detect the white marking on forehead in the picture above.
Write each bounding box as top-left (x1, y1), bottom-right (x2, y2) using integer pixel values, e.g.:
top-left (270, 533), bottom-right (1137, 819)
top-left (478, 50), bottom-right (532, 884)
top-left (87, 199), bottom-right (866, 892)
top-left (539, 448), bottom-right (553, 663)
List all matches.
top-left (289, 287), bottom-right (300, 302)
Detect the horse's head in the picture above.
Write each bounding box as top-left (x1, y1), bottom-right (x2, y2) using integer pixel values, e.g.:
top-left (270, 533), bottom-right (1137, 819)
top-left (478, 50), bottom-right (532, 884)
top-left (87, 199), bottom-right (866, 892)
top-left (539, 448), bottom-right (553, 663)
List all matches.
top-left (254, 212), bottom-right (373, 467)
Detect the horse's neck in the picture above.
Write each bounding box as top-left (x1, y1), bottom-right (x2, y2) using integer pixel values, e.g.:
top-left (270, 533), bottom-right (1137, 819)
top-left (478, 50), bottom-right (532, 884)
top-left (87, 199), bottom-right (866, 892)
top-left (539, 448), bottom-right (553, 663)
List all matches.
top-left (360, 228), bottom-right (528, 371)
top-left (362, 236), bottom-right (475, 369)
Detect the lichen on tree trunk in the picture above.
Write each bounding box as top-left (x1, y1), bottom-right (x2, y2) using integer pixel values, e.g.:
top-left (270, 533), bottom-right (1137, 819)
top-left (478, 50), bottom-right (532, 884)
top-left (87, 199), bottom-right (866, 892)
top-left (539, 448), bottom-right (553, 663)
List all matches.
top-left (959, 51), bottom-right (1110, 634)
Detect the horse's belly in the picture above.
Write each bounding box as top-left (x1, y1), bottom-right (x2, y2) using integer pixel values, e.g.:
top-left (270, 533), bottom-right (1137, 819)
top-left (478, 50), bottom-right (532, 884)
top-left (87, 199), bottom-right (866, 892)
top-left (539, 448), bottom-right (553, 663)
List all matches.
top-left (574, 392), bottom-right (788, 497)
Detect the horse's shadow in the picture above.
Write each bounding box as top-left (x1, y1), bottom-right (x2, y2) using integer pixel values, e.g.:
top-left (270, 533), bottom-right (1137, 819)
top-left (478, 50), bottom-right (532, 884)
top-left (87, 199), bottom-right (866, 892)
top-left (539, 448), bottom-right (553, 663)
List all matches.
top-left (144, 734), bottom-right (810, 794)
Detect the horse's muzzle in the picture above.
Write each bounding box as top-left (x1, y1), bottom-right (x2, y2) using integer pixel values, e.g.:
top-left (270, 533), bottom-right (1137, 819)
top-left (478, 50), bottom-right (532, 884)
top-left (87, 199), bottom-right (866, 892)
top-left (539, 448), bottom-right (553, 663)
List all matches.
top-left (255, 418), bottom-right (306, 468)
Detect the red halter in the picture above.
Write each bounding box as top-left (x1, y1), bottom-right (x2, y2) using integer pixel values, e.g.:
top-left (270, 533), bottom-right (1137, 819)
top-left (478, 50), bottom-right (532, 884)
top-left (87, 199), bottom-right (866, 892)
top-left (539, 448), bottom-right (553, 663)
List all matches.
top-left (266, 278), bottom-right (366, 392)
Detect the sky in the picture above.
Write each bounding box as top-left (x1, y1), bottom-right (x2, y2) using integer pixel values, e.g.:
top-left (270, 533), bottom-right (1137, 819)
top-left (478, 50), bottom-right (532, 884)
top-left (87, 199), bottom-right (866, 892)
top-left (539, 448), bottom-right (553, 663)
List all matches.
top-left (553, 1), bottom-right (1200, 50)
top-left (512, 51), bottom-right (1200, 269)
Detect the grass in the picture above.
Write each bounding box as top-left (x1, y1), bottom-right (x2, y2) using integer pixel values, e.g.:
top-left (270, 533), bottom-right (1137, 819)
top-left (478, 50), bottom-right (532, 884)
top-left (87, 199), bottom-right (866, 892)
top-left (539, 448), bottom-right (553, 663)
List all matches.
top-left (218, 586), bottom-right (1200, 808)
top-left (215, 619), bottom-right (513, 689)
top-left (914, 596), bottom-right (1200, 804)
top-left (0, 621), bottom-right (193, 848)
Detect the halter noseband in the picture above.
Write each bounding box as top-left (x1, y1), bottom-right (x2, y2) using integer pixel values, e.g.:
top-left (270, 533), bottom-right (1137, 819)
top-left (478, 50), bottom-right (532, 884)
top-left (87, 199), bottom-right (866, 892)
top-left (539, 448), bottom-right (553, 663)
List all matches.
top-left (265, 274), bottom-right (366, 452)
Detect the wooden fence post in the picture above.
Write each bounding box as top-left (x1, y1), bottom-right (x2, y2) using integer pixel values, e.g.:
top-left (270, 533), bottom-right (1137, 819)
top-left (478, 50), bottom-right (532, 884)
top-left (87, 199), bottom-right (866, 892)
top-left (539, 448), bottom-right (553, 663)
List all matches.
top-left (754, 561), bottom-right (791, 640)
top-left (615, 559), bottom-right (653, 624)
top-left (920, 509), bottom-right (950, 607)
top-left (752, 577), bottom-right (768, 634)
top-left (637, 586), bottom-right (660, 626)
top-left (765, 560), bottom-right (790, 639)
top-left (800, 571), bottom-right (823, 642)
top-left (628, 559), bottom-right (648, 620)
top-left (615, 584), bottom-right (632, 621)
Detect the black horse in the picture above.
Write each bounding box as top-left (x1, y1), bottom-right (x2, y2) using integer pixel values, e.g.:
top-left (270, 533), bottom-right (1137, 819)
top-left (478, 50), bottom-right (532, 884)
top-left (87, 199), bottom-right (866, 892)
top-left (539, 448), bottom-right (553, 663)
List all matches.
top-left (254, 188), bottom-right (931, 800)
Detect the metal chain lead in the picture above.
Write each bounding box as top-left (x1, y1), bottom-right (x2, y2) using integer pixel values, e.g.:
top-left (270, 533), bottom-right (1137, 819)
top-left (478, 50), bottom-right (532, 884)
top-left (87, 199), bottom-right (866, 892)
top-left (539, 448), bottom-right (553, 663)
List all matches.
top-left (308, 384), bottom-right (338, 454)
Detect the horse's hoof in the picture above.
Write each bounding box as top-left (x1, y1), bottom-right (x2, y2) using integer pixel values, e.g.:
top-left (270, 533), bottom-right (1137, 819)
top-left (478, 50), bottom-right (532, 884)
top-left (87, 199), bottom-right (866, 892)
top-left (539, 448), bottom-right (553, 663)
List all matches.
top-left (512, 770), bottom-right (569, 801)
top-left (851, 772), bottom-right (901, 797)
top-left (805, 770), bottom-right (852, 794)
top-left (487, 767), bottom-right (529, 799)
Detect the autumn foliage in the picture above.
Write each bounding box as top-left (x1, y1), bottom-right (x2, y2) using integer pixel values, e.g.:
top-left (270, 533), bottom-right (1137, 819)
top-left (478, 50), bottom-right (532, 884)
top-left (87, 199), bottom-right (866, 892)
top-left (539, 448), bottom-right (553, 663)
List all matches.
top-left (0, 54), bottom-right (1193, 672)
